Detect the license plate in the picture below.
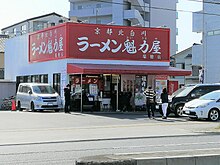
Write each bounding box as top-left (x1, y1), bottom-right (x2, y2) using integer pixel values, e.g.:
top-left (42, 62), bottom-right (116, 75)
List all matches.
top-left (47, 103), bottom-right (53, 106)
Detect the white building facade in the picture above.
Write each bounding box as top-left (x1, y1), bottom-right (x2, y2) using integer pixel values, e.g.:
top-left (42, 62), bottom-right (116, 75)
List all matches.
top-left (69, 0), bottom-right (178, 56)
top-left (1, 13), bottom-right (68, 38)
top-left (171, 46), bottom-right (200, 86)
top-left (193, 0), bottom-right (220, 83)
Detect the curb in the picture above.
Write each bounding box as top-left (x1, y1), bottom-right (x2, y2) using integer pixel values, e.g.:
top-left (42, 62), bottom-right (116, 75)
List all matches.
top-left (75, 150), bottom-right (220, 165)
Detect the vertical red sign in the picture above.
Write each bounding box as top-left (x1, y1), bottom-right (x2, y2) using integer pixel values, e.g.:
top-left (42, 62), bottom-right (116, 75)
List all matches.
top-left (29, 24), bottom-right (66, 63)
top-left (168, 80), bottom-right (179, 95)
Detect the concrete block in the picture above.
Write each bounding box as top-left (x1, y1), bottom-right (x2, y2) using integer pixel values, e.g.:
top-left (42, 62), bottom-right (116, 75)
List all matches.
top-left (196, 155), bottom-right (220, 165)
top-left (136, 157), bottom-right (166, 165)
top-left (167, 156), bottom-right (195, 165)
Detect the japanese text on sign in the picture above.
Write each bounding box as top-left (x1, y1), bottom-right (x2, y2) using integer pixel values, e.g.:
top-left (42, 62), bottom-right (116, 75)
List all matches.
top-left (30, 28), bottom-right (65, 61)
top-left (77, 27), bottom-right (162, 60)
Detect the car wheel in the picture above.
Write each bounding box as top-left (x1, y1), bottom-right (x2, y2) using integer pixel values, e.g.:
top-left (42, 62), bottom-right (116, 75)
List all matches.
top-left (17, 101), bottom-right (22, 111)
top-left (208, 109), bottom-right (219, 121)
top-left (31, 102), bottom-right (36, 112)
top-left (175, 104), bottom-right (184, 117)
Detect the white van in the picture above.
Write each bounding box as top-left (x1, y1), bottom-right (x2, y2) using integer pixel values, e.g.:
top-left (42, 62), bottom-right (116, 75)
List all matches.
top-left (16, 83), bottom-right (63, 112)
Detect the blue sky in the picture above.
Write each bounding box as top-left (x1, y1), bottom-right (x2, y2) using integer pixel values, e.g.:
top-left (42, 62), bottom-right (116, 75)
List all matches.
top-left (0, 0), bottom-right (202, 53)
top-left (177, 0), bottom-right (202, 52)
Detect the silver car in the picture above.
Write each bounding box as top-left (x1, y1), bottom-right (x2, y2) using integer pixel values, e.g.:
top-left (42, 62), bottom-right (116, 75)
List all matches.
top-left (16, 83), bottom-right (63, 112)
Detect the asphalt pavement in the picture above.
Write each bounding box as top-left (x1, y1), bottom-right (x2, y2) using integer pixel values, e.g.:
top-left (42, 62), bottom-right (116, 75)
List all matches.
top-left (0, 110), bottom-right (220, 165)
top-left (0, 110), bottom-right (218, 144)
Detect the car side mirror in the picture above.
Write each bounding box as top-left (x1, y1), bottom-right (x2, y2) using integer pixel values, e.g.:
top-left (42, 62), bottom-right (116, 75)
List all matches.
top-left (28, 90), bottom-right (32, 94)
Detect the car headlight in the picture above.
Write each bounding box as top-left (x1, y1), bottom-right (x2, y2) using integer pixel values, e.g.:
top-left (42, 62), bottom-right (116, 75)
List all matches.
top-left (196, 103), bottom-right (209, 108)
top-left (57, 96), bottom-right (61, 101)
top-left (35, 96), bottom-right (42, 101)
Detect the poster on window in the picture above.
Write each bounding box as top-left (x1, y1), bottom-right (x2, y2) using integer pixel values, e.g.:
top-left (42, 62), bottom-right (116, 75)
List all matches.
top-left (89, 84), bottom-right (98, 96)
top-left (155, 80), bottom-right (167, 103)
top-left (135, 92), bottom-right (146, 106)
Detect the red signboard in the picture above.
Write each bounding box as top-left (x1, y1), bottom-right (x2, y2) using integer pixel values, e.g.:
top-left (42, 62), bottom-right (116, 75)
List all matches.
top-left (29, 23), bottom-right (170, 62)
top-left (29, 24), bottom-right (67, 62)
top-left (68, 23), bottom-right (170, 61)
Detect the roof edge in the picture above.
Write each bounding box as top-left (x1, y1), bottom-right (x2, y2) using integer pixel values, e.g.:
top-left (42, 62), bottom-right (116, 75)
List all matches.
top-left (1, 12), bottom-right (66, 31)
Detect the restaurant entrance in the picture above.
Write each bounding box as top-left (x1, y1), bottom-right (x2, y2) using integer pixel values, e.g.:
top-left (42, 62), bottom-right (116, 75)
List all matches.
top-left (68, 73), bottom-right (158, 113)
top-left (69, 74), bottom-right (121, 112)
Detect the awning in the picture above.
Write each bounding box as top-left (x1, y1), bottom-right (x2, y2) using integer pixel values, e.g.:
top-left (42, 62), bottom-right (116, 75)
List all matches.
top-left (67, 63), bottom-right (191, 76)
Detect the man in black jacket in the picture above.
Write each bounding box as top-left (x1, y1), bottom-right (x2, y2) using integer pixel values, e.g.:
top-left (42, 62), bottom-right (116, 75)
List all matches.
top-left (64, 84), bottom-right (71, 113)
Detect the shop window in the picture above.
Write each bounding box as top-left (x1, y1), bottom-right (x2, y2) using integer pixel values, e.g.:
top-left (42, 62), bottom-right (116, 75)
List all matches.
top-left (0, 68), bottom-right (4, 79)
top-left (104, 75), bottom-right (111, 91)
top-left (31, 75), bottom-right (40, 83)
top-left (18, 76), bottom-right (24, 83)
top-left (23, 76), bottom-right (28, 82)
top-left (39, 74), bottom-right (48, 83)
top-left (53, 73), bottom-right (61, 94)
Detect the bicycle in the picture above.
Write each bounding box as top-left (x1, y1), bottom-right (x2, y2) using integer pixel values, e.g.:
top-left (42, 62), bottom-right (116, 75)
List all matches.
top-left (1, 96), bottom-right (15, 110)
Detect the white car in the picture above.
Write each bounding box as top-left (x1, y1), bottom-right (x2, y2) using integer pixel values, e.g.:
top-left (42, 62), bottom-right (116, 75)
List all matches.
top-left (16, 83), bottom-right (63, 112)
top-left (183, 90), bottom-right (220, 121)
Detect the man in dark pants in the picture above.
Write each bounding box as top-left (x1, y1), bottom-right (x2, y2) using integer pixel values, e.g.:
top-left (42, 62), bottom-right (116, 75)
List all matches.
top-left (64, 84), bottom-right (71, 113)
top-left (144, 86), bottom-right (156, 119)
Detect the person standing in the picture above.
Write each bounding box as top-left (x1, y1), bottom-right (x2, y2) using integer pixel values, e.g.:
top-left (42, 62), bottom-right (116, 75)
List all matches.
top-left (64, 84), bottom-right (71, 113)
top-left (161, 88), bottom-right (168, 119)
top-left (144, 86), bottom-right (156, 119)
